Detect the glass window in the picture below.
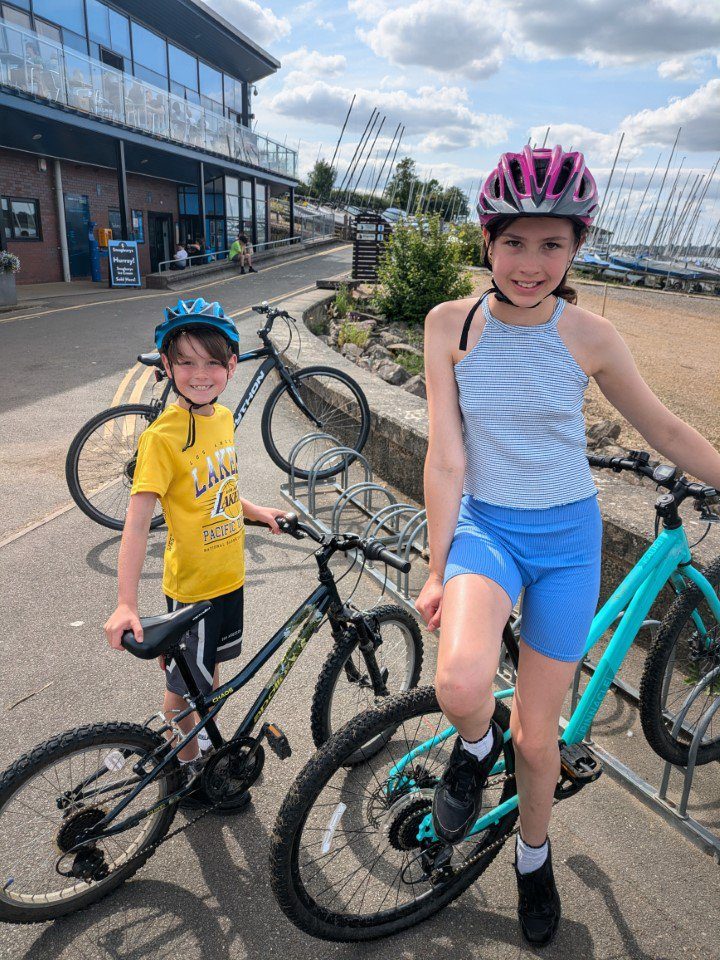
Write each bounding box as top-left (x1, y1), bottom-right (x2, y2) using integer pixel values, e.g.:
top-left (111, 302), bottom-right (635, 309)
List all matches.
top-left (62, 30), bottom-right (87, 53)
top-left (32, 0), bottom-right (85, 34)
top-left (168, 43), bottom-right (197, 90)
top-left (2, 5), bottom-right (31, 26)
top-left (108, 207), bottom-right (122, 239)
top-left (134, 63), bottom-right (166, 89)
top-left (225, 176), bottom-right (238, 196)
top-left (86, 0), bottom-right (109, 45)
top-left (1, 0), bottom-right (30, 14)
top-left (108, 9), bottom-right (130, 57)
top-left (2, 197), bottom-right (41, 240)
top-left (199, 61), bottom-right (222, 105)
top-left (34, 18), bottom-right (61, 42)
top-left (131, 209), bottom-right (144, 243)
top-left (131, 22), bottom-right (166, 73)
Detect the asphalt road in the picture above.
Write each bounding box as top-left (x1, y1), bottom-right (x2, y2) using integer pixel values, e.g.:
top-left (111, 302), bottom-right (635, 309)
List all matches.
top-left (0, 244), bottom-right (718, 959)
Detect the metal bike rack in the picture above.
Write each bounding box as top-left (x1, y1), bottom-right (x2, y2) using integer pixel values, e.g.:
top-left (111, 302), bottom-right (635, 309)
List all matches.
top-left (279, 434), bottom-right (720, 858)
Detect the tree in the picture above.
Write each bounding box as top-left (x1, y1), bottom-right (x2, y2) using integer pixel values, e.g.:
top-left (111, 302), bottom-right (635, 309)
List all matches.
top-left (306, 159), bottom-right (336, 200)
top-left (385, 157), bottom-right (418, 209)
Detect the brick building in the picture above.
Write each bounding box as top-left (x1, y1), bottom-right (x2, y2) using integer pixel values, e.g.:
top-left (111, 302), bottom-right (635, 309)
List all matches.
top-left (0, 0), bottom-right (298, 283)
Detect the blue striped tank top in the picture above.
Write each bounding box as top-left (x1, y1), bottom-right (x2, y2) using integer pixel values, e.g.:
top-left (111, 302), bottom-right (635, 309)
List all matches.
top-left (454, 294), bottom-right (597, 509)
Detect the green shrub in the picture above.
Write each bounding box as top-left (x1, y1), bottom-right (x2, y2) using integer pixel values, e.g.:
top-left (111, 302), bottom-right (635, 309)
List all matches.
top-left (394, 351), bottom-right (424, 376)
top-left (451, 222), bottom-right (485, 267)
top-left (338, 321), bottom-right (369, 349)
top-left (373, 215), bottom-right (473, 327)
top-left (334, 283), bottom-right (353, 319)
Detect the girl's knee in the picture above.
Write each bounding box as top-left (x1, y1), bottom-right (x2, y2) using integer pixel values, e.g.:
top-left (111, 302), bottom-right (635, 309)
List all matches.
top-left (435, 668), bottom-right (493, 718)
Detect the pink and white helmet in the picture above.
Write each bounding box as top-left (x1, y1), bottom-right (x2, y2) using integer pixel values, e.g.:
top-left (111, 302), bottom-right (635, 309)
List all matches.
top-left (477, 145), bottom-right (598, 227)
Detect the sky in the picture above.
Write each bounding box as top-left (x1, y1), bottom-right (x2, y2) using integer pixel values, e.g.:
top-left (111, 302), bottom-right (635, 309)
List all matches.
top-left (205, 0), bottom-right (720, 235)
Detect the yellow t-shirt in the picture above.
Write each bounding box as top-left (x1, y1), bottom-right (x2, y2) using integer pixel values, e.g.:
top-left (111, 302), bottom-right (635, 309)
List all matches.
top-left (131, 404), bottom-right (245, 602)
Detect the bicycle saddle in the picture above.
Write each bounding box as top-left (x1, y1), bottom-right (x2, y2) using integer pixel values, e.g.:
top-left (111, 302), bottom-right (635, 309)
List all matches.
top-left (138, 352), bottom-right (162, 368)
top-left (121, 602), bottom-right (212, 659)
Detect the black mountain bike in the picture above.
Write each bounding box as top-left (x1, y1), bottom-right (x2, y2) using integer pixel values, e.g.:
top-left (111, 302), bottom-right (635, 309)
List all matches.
top-left (65, 303), bottom-right (371, 530)
top-left (0, 513), bottom-right (422, 924)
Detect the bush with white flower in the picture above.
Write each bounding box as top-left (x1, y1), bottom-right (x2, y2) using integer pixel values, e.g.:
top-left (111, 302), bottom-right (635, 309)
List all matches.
top-left (0, 251), bottom-right (21, 274)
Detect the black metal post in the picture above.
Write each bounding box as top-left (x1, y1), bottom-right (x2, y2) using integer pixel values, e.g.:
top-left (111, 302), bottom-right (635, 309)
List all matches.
top-left (116, 140), bottom-right (131, 240)
top-left (289, 185), bottom-right (295, 239)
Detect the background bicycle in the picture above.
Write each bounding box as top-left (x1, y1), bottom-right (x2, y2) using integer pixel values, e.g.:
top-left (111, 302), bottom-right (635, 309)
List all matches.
top-left (65, 302), bottom-right (371, 531)
top-left (269, 452), bottom-right (720, 941)
top-left (0, 513), bottom-right (423, 924)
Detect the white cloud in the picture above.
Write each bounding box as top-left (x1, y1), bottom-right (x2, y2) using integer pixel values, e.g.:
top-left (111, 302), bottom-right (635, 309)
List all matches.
top-left (204, 0), bottom-right (291, 44)
top-left (351, 0), bottom-right (720, 77)
top-left (315, 17), bottom-right (336, 32)
top-left (526, 124), bottom-right (642, 165)
top-left (379, 74), bottom-right (409, 89)
top-left (282, 46), bottom-right (346, 78)
top-left (269, 79), bottom-right (511, 150)
top-left (357, 0), bottom-right (505, 79)
top-left (657, 55), bottom-right (706, 81)
top-left (620, 79), bottom-right (720, 151)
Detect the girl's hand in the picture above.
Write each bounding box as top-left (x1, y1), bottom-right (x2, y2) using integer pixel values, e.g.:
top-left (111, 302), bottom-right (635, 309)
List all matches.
top-left (104, 603), bottom-right (143, 650)
top-left (415, 575), bottom-right (444, 631)
top-left (249, 506), bottom-right (286, 534)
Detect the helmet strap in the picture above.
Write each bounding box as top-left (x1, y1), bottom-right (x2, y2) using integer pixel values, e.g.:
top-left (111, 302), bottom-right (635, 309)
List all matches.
top-left (165, 359), bottom-right (229, 451)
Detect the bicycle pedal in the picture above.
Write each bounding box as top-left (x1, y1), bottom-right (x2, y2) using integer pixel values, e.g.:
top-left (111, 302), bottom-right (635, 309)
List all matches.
top-left (559, 742), bottom-right (602, 783)
top-left (265, 723), bottom-right (292, 760)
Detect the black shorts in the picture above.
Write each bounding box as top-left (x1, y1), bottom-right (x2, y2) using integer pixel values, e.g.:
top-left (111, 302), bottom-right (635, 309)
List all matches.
top-left (163, 586), bottom-right (244, 697)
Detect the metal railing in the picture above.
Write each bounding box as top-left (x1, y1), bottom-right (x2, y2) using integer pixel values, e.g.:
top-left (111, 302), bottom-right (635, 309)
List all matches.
top-left (0, 18), bottom-right (297, 178)
top-left (157, 235), bottom-right (302, 272)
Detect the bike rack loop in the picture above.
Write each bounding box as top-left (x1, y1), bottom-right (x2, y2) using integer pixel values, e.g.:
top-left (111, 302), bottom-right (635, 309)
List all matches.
top-left (331, 482), bottom-right (397, 533)
top-left (307, 446), bottom-right (373, 516)
top-left (287, 432), bottom-right (341, 499)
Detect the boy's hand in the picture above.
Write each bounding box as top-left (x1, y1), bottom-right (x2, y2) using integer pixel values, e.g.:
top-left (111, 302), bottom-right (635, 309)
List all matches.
top-left (246, 506), bottom-right (287, 534)
top-left (104, 604), bottom-right (143, 650)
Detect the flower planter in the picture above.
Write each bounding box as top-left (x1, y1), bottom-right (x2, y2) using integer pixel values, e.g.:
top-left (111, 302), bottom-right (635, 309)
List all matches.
top-left (0, 271), bottom-right (17, 308)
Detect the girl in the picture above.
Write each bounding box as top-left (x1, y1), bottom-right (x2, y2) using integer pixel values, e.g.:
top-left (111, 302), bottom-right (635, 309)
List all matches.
top-left (414, 146), bottom-right (720, 947)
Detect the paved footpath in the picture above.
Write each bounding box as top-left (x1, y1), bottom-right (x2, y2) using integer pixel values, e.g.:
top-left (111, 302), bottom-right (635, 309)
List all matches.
top-left (0, 245), bottom-right (718, 959)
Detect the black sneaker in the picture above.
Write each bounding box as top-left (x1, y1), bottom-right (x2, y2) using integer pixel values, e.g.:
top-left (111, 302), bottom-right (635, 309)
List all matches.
top-left (432, 721), bottom-right (504, 844)
top-left (248, 266), bottom-right (257, 273)
top-left (514, 839), bottom-right (561, 947)
top-left (239, 266), bottom-right (246, 274)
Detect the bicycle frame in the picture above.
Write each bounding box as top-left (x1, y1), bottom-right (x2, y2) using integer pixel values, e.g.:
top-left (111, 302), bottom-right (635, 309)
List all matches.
top-left (394, 521), bottom-right (720, 841)
top-left (83, 578), bottom-right (345, 839)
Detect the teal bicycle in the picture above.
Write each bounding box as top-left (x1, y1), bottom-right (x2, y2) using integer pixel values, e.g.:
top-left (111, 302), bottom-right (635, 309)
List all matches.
top-left (269, 451), bottom-right (720, 941)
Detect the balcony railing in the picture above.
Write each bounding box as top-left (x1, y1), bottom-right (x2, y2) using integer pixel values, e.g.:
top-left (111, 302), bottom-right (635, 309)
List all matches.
top-left (0, 18), bottom-right (297, 179)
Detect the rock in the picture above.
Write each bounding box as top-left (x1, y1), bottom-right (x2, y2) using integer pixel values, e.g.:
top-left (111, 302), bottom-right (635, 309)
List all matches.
top-left (346, 312), bottom-right (378, 330)
top-left (386, 343), bottom-right (424, 358)
top-left (366, 343), bottom-right (394, 363)
top-left (586, 418), bottom-right (622, 449)
top-left (375, 360), bottom-right (411, 385)
top-left (403, 375), bottom-right (427, 398)
top-left (377, 330), bottom-right (402, 346)
top-left (341, 342), bottom-right (363, 361)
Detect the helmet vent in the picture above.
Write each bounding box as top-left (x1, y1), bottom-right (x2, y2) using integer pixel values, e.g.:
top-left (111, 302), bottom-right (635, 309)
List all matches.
top-left (555, 158), bottom-right (573, 194)
top-left (534, 158), bottom-right (549, 188)
top-left (509, 159), bottom-right (525, 193)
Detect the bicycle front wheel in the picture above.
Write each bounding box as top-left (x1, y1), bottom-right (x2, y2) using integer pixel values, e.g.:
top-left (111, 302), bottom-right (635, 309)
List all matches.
top-left (311, 604), bottom-right (424, 763)
top-left (0, 722), bottom-right (180, 923)
top-left (270, 687), bottom-right (517, 942)
top-left (261, 366), bottom-right (371, 480)
top-left (639, 555), bottom-right (720, 766)
top-left (65, 404), bottom-right (165, 531)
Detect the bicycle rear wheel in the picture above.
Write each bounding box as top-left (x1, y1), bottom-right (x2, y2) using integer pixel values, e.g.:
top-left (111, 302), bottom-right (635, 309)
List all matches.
top-left (0, 722), bottom-right (180, 923)
top-left (639, 556), bottom-right (720, 766)
top-left (270, 687), bottom-right (517, 942)
top-left (261, 366), bottom-right (370, 480)
top-left (65, 404), bottom-right (165, 531)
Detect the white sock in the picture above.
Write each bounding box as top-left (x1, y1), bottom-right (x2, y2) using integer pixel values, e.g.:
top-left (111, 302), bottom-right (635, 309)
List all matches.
top-left (460, 724), bottom-right (495, 761)
top-left (197, 728), bottom-right (212, 752)
top-left (516, 834), bottom-right (549, 875)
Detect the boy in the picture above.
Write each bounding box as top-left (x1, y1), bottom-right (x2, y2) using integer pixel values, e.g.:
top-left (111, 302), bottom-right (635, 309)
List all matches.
top-left (229, 233), bottom-right (257, 274)
top-left (104, 298), bottom-right (285, 806)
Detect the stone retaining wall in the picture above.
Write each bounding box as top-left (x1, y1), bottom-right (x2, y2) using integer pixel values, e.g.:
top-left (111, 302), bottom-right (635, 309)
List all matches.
top-left (275, 288), bottom-right (718, 623)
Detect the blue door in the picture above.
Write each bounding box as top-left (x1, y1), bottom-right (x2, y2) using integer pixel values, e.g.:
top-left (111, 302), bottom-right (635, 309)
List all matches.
top-left (64, 193), bottom-right (91, 278)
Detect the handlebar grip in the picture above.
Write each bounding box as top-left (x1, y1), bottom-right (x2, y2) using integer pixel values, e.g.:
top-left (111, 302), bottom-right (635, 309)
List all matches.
top-left (587, 454), bottom-right (609, 468)
top-left (364, 540), bottom-right (412, 573)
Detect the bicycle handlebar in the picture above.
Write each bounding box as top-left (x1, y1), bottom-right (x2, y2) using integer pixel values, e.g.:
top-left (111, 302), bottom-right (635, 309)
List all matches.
top-left (274, 512), bottom-right (412, 572)
top-left (588, 450), bottom-right (718, 506)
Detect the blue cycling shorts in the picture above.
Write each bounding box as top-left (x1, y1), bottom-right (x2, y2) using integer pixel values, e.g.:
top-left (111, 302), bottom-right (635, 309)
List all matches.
top-left (443, 494), bottom-right (602, 662)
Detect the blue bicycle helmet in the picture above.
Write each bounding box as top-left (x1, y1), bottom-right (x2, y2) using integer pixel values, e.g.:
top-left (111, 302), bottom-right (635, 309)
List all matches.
top-left (154, 298), bottom-right (240, 355)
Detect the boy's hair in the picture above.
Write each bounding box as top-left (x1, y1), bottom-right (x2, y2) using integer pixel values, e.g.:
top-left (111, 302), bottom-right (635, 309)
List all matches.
top-left (482, 215), bottom-right (586, 305)
top-left (163, 326), bottom-right (234, 367)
